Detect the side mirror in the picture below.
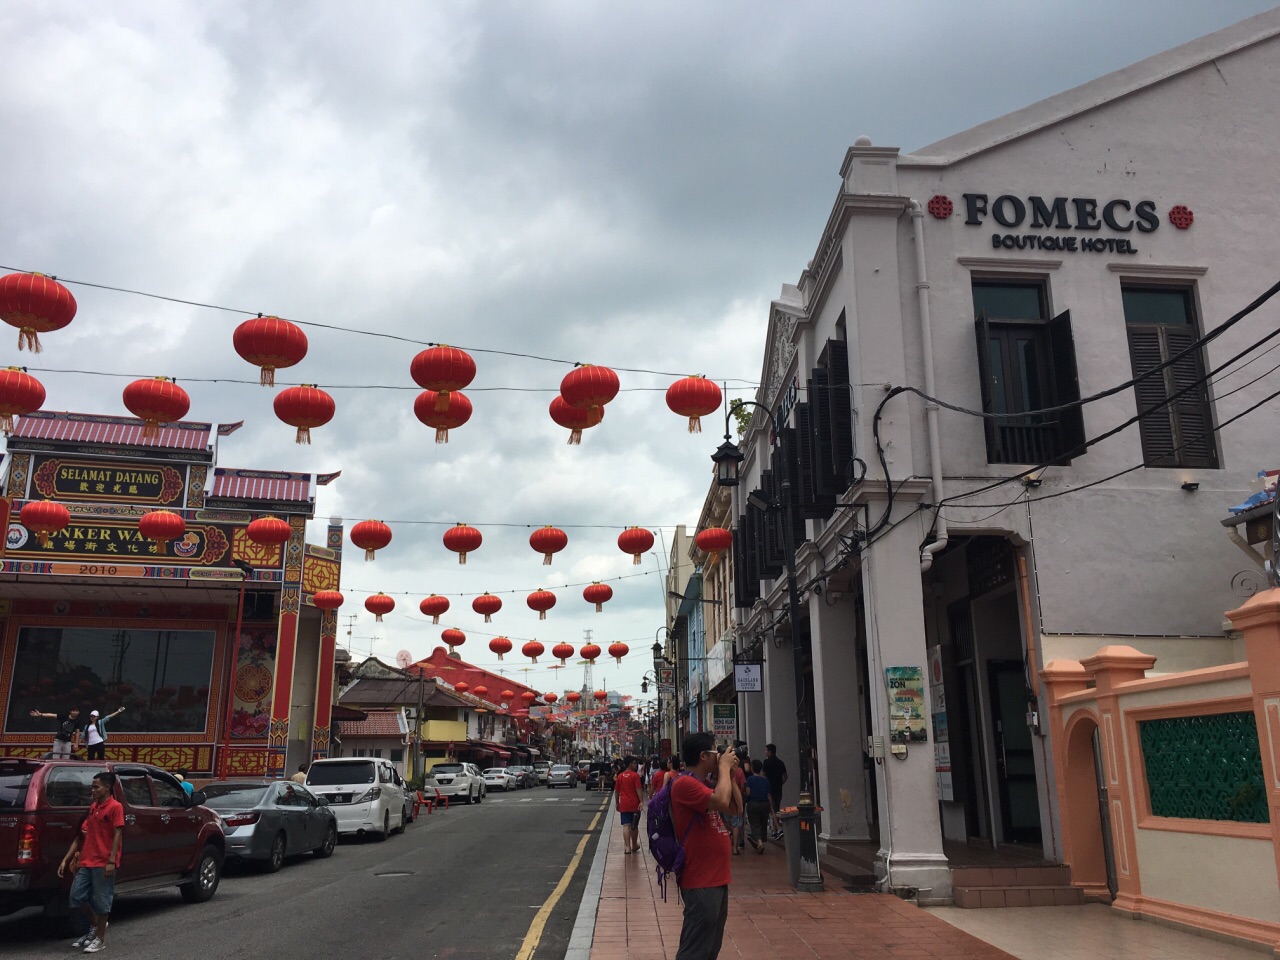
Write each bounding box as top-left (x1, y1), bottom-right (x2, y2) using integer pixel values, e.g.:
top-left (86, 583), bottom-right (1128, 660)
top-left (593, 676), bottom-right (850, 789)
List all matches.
top-left (189, 790), bottom-right (207, 807)
top-left (317, 796), bottom-right (330, 806)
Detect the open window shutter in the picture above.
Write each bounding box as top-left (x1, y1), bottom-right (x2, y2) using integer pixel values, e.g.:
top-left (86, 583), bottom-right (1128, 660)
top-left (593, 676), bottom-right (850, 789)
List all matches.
top-left (809, 370), bottom-right (838, 498)
top-left (793, 405), bottom-right (834, 519)
top-left (733, 521), bottom-right (758, 607)
top-left (778, 427), bottom-right (812, 545)
top-left (973, 312), bottom-right (1001, 460)
top-left (826, 341), bottom-right (856, 487)
top-left (1047, 310), bottom-right (1086, 460)
top-left (1164, 327), bottom-right (1218, 468)
top-left (757, 471), bottom-right (783, 577)
top-left (1126, 326), bottom-right (1176, 466)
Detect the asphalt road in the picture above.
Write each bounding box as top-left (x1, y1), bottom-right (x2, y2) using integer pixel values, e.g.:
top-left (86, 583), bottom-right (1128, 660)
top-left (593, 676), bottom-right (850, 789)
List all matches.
top-left (1, 786), bottom-right (610, 960)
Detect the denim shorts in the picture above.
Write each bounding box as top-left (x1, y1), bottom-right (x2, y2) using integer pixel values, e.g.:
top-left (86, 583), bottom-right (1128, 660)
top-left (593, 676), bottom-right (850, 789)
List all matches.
top-left (619, 810), bottom-right (639, 826)
top-left (69, 866), bottom-right (115, 916)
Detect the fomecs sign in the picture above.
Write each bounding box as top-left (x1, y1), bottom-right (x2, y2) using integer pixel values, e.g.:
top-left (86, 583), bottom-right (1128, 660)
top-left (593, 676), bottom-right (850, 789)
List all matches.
top-left (962, 193), bottom-right (1165, 255)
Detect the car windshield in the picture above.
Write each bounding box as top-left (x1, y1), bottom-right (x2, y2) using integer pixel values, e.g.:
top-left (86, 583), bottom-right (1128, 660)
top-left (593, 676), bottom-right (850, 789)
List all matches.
top-left (201, 783), bottom-right (270, 808)
top-left (432, 764), bottom-right (464, 775)
top-left (483, 768), bottom-right (507, 776)
top-left (551, 766), bottom-right (573, 773)
top-left (306, 761), bottom-right (376, 786)
top-left (0, 763), bottom-right (35, 810)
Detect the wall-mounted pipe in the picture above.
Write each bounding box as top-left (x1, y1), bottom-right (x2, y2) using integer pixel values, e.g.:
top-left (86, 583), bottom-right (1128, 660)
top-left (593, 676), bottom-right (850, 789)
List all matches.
top-left (908, 199), bottom-right (948, 572)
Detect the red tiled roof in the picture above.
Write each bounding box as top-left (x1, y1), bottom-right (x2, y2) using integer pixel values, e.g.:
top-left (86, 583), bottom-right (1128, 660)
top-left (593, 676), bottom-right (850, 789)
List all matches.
top-left (339, 708), bottom-right (406, 738)
top-left (210, 468), bottom-right (313, 503)
top-left (411, 647), bottom-right (539, 703)
top-left (12, 412), bottom-right (212, 451)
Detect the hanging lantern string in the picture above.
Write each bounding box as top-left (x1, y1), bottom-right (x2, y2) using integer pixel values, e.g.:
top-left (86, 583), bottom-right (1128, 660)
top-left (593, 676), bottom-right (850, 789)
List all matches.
top-left (343, 566), bottom-right (660, 599)
top-left (401, 621), bottom-right (658, 646)
top-left (0, 265), bottom-right (759, 385)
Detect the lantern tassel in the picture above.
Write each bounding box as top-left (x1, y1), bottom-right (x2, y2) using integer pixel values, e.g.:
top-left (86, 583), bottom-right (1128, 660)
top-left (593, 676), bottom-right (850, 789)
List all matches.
top-left (364, 547), bottom-right (375, 561)
top-left (632, 553), bottom-right (641, 565)
top-left (688, 415), bottom-right (701, 433)
top-left (431, 614), bottom-right (440, 624)
top-left (18, 327), bottom-right (41, 353)
top-left (375, 613), bottom-right (383, 623)
top-left (435, 427), bottom-right (449, 443)
top-left (260, 366), bottom-right (275, 387)
top-left (434, 390), bottom-right (451, 412)
top-left (568, 429), bottom-right (582, 445)
top-left (295, 426), bottom-right (311, 444)
top-left (484, 613), bottom-right (492, 623)
top-left (543, 553), bottom-right (552, 565)
top-left (154, 540), bottom-right (166, 556)
top-left (497, 652), bottom-right (504, 661)
top-left (0, 414), bottom-right (12, 435)
top-left (458, 552), bottom-right (467, 565)
top-left (594, 602), bottom-right (603, 613)
top-left (37, 531), bottom-right (50, 547)
top-left (142, 420), bottom-right (161, 440)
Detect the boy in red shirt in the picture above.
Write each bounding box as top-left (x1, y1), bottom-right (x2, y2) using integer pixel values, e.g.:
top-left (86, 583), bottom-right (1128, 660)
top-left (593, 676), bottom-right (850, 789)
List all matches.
top-left (59, 771), bottom-right (124, 953)
top-left (671, 732), bottom-right (741, 960)
top-left (614, 756), bottom-right (644, 854)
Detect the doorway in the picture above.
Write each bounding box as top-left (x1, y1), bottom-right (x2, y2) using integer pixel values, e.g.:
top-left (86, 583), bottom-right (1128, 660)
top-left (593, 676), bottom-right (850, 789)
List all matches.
top-left (987, 660), bottom-right (1041, 844)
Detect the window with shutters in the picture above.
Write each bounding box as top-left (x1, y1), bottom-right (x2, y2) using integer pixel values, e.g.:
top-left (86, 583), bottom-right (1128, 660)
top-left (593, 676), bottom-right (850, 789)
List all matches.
top-left (972, 280), bottom-right (1086, 465)
top-left (1121, 286), bottom-right (1218, 469)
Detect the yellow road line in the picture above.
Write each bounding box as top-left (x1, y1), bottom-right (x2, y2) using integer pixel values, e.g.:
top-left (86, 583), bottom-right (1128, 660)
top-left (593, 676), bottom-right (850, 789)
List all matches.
top-left (514, 803), bottom-right (606, 960)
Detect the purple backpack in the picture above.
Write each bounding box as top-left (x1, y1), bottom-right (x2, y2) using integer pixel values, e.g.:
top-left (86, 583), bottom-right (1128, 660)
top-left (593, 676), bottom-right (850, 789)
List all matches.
top-left (646, 772), bottom-right (698, 901)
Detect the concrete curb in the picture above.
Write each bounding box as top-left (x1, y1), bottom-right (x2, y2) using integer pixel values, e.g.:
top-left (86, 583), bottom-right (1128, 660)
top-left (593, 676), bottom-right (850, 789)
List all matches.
top-left (564, 792), bottom-right (616, 960)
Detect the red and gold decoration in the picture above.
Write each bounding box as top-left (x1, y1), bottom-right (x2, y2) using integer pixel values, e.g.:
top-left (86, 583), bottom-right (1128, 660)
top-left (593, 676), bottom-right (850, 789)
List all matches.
top-left (365, 592), bottom-right (395, 622)
top-left (566, 691), bottom-right (582, 705)
top-left (488, 636), bottom-right (513, 660)
top-left (420, 594), bottom-right (450, 623)
top-left (472, 592), bottom-right (502, 622)
top-left (247, 516), bottom-right (292, 547)
top-left (501, 689), bottom-right (515, 703)
top-left (617, 526), bottom-right (655, 565)
top-left (0, 272), bottom-right (77, 352)
top-left (665, 375), bottom-right (721, 433)
top-left (695, 526), bottom-right (733, 554)
top-left (548, 395), bottom-right (603, 444)
top-left (529, 525), bottom-right (568, 565)
top-left (0, 367), bottom-right (45, 434)
top-left (413, 389), bottom-right (472, 443)
top-left (544, 692), bottom-right (558, 704)
top-left (526, 588), bottom-right (556, 620)
top-left (580, 642), bottom-right (601, 662)
top-left (273, 384), bottom-right (335, 444)
top-left (551, 642), bottom-right (575, 665)
top-left (520, 691), bottom-right (536, 704)
top-left (350, 519), bottom-right (392, 562)
top-left (608, 641), bottom-right (629, 664)
top-left (442, 627), bottom-right (466, 654)
top-left (410, 346), bottom-right (476, 412)
top-left (583, 582), bottom-right (612, 613)
top-left (473, 685), bottom-right (488, 698)
top-left (443, 522), bottom-right (482, 564)
top-left (123, 377), bottom-right (190, 438)
top-left (20, 499), bottom-right (70, 546)
top-left (593, 690), bottom-right (608, 702)
top-left (138, 509), bottom-right (186, 555)
top-left (455, 681), bottom-right (469, 693)
top-left (313, 590), bottom-right (345, 611)
top-left (521, 640), bottom-right (544, 663)
top-left (232, 315), bottom-right (308, 386)
top-left (560, 364), bottom-right (619, 419)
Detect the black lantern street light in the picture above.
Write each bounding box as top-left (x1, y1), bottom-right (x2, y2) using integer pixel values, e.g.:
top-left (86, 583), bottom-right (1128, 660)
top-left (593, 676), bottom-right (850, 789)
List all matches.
top-left (711, 403), bottom-right (823, 892)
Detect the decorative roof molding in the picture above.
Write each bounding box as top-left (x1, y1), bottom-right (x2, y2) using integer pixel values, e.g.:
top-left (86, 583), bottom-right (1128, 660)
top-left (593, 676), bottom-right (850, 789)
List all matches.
top-left (957, 257), bottom-right (1063, 273)
top-left (1105, 263), bottom-right (1209, 277)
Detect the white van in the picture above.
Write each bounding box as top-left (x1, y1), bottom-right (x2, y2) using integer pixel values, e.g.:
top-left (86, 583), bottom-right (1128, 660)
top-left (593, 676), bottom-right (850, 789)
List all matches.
top-left (305, 757), bottom-right (409, 840)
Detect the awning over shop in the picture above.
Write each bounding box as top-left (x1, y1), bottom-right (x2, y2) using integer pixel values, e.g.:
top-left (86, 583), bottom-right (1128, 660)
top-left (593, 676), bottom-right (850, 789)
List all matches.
top-left (472, 740), bottom-right (511, 758)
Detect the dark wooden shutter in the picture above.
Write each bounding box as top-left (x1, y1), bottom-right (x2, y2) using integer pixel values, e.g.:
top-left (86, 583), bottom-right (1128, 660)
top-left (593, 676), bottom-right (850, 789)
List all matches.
top-left (1127, 327), bottom-right (1177, 466)
top-left (809, 370), bottom-right (838, 498)
top-left (826, 341), bottom-right (856, 487)
top-left (973, 312), bottom-right (1001, 461)
top-left (756, 471), bottom-right (783, 577)
top-left (778, 427), bottom-right (812, 545)
top-left (794, 404), bottom-right (834, 519)
top-left (1047, 310), bottom-right (1086, 461)
top-left (1164, 327), bottom-right (1218, 468)
top-left (733, 521), bottom-right (759, 607)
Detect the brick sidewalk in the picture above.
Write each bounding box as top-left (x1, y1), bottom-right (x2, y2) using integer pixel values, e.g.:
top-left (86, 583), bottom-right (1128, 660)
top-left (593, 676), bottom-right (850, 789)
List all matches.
top-left (588, 812), bottom-right (1016, 960)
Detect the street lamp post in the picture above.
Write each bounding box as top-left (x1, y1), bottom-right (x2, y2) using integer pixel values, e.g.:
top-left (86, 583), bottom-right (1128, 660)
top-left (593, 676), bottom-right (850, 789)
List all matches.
top-left (711, 402), bottom-right (823, 892)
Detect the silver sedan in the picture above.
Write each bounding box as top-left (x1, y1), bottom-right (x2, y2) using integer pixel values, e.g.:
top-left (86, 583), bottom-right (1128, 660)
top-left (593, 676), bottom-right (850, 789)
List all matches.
top-left (546, 764), bottom-right (577, 789)
top-left (203, 780), bottom-right (338, 871)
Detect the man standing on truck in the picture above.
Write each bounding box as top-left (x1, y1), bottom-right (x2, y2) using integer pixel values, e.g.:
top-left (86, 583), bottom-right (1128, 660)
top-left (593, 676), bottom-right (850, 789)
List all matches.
top-left (58, 771), bottom-right (124, 953)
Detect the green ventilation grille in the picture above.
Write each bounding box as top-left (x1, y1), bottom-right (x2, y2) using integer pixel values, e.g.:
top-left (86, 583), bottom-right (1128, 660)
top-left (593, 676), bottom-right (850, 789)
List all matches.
top-left (1139, 712), bottom-right (1269, 823)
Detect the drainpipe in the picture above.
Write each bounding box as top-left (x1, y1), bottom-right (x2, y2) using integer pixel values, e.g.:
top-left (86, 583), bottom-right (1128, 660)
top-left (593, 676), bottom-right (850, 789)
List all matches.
top-left (909, 199), bottom-right (949, 572)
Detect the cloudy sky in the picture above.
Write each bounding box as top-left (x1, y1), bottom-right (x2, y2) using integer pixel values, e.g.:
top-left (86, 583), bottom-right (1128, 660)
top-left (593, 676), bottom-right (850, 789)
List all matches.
top-left (2, 1), bottom-right (1273, 708)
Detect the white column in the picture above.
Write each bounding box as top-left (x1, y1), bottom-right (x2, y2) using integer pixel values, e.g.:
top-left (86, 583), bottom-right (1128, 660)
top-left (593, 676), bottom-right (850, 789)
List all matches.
top-left (763, 623), bottom-right (800, 809)
top-left (810, 589), bottom-right (871, 841)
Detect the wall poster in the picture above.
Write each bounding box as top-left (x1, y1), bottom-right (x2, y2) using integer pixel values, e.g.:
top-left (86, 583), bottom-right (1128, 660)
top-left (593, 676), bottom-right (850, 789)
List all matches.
top-left (884, 665), bottom-right (927, 743)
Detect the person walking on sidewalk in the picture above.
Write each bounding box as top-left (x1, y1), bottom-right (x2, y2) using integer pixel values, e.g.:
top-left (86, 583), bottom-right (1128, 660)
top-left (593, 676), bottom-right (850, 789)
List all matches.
top-left (615, 756), bottom-right (644, 854)
top-left (59, 771), bottom-right (124, 953)
top-left (744, 760), bottom-right (772, 853)
top-left (761, 743), bottom-right (788, 839)
top-left (672, 732), bottom-right (740, 960)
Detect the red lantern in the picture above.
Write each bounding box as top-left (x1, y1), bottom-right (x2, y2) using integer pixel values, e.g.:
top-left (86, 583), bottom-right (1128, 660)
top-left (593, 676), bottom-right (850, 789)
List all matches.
top-left (544, 692), bottom-right (558, 704)
top-left (582, 582), bottom-right (612, 613)
top-left (489, 636), bottom-right (513, 661)
top-left (0, 272), bottom-right (76, 352)
top-left (413, 389), bottom-right (472, 443)
top-left (232, 315), bottom-right (308, 387)
top-left (665, 376), bottom-right (722, 433)
top-left (580, 643), bottom-right (601, 662)
top-left (560, 364), bottom-right (619, 417)
top-left (455, 681), bottom-right (469, 693)
top-left (247, 516), bottom-right (292, 547)
top-left (443, 523), bottom-right (482, 565)
top-left (350, 520), bottom-right (393, 562)
top-left (608, 641), bottom-right (629, 664)
top-left (365, 592), bottom-right (395, 622)
top-left (520, 691), bottom-right (537, 703)
top-left (123, 377), bottom-right (190, 439)
top-left (548, 395), bottom-right (603, 445)
top-left (273, 384), bottom-right (335, 444)
top-left (442, 628), bottom-right (466, 654)
top-left (566, 691), bottom-right (582, 704)
top-left (138, 510), bottom-right (186, 555)
top-left (617, 526), bottom-right (655, 565)
top-left (593, 690), bottom-right (608, 702)
top-left (552, 642), bottom-right (575, 665)
top-left (529, 526), bottom-right (568, 565)
top-left (695, 527), bottom-right (733, 554)
top-left (473, 685), bottom-right (488, 698)
top-left (521, 640), bottom-right (544, 663)
top-left (472, 593), bottom-right (502, 623)
top-left (0, 367), bottom-right (45, 435)
top-left (313, 590), bottom-right (345, 611)
top-left (526, 589), bottom-right (556, 621)
top-left (501, 689), bottom-right (515, 702)
top-left (420, 594), bottom-right (450, 624)
top-left (20, 500), bottom-right (70, 546)
top-left (410, 346), bottom-right (476, 411)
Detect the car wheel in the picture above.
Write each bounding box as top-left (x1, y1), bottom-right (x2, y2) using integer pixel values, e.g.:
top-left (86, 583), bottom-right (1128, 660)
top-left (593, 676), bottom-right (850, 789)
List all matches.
top-left (261, 832), bottom-right (286, 873)
top-left (180, 844), bottom-right (223, 903)
top-left (475, 788), bottom-right (483, 805)
top-left (375, 810), bottom-right (390, 841)
top-left (404, 801), bottom-right (414, 825)
top-left (314, 823), bottom-right (337, 859)
top-left (396, 806), bottom-right (408, 833)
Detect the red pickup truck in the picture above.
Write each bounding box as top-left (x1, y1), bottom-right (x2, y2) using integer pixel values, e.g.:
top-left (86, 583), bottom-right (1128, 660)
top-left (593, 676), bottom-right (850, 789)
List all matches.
top-left (0, 758), bottom-right (225, 923)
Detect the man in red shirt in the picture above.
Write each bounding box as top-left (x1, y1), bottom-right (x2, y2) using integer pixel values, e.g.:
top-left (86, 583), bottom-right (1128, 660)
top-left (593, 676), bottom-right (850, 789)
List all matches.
top-left (671, 732), bottom-right (740, 960)
top-left (614, 756), bottom-right (644, 854)
top-left (58, 770), bottom-right (124, 953)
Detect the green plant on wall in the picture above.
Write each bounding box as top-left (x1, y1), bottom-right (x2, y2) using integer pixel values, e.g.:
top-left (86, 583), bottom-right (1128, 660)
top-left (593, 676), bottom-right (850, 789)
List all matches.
top-left (728, 399), bottom-right (751, 438)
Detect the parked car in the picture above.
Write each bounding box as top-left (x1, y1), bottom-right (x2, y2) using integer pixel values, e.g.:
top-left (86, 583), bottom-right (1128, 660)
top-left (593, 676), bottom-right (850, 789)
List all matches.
top-left (532, 761), bottom-right (551, 784)
top-left (482, 768), bottom-right (517, 792)
top-left (304, 757), bottom-right (408, 840)
top-left (576, 760), bottom-right (591, 783)
top-left (507, 765), bottom-right (535, 789)
top-left (546, 764), bottom-right (577, 789)
top-left (585, 761), bottom-right (615, 792)
top-left (0, 758), bottom-right (225, 924)
top-left (201, 780), bottom-right (337, 871)
top-left (427, 762), bottom-right (485, 804)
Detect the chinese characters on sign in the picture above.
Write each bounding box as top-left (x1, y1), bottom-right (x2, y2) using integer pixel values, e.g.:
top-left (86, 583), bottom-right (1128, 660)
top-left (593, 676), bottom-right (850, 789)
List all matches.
top-left (733, 662), bottom-right (763, 693)
top-left (884, 666), bottom-right (927, 744)
top-left (711, 703), bottom-right (737, 742)
top-left (31, 456), bottom-right (187, 506)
